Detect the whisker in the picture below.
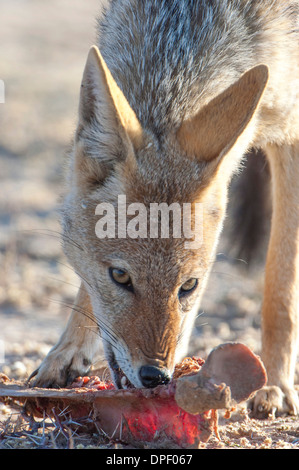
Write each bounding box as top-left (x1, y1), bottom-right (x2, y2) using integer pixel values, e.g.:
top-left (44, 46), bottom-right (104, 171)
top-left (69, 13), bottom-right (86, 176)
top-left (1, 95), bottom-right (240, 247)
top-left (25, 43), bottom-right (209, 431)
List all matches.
top-left (48, 298), bottom-right (124, 356)
top-left (44, 276), bottom-right (81, 290)
top-left (210, 270), bottom-right (243, 280)
top-left (48, 298), bottom-right (99, 327)
top-left (16, 228), bottom-right (85, 252)
top-left (80, 325), bottom-right (102, 338)
top-left (54, 260), bottom-right (78, 273)
top-left (41, 228), bottom-right (84, 252)
top-left (196, 322), bottom-right (209, 328)
top-left (94, 315), bottom-right (129, 357)
top-left (46, 260), bottom-right (95, 293)
top-left (75, 272), bottom-right (94, 292)
top-left (215, 252), bottom-right (248, 266)
top-left (195, 310), bottom-right (205, 320)
top-left (51, 298), bottom-right (125, 354)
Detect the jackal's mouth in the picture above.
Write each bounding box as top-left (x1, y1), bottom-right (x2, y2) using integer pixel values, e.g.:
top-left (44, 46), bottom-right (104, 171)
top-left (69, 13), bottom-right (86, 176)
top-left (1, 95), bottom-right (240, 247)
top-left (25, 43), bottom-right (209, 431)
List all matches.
top-left (110, 361), bottom-right (135, 389)
top-left (107, 350), bottom-right (135, 389)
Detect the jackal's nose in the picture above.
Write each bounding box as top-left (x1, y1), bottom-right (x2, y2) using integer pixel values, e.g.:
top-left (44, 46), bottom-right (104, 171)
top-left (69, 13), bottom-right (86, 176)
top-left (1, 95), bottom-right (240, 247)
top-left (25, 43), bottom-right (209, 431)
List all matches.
top-left (139, 365), bottom-right (170, 388)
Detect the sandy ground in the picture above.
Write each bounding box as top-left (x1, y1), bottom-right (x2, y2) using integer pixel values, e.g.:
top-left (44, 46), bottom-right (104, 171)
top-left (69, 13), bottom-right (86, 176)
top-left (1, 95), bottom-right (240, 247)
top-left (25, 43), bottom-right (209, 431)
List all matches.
top-left (0, 0), bottom-right (298, 450)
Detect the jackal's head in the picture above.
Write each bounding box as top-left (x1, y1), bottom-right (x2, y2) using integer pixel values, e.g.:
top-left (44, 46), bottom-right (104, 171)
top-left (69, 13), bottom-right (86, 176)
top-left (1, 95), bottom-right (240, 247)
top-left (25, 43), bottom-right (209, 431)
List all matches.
top-left (62, 46), bottom-right (268, 389)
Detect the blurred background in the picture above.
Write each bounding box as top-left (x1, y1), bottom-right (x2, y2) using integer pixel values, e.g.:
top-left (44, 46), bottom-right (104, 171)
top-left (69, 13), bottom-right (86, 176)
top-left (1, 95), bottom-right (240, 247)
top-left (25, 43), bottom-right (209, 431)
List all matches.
top-left (0, 0), bottom-right (296, 388)
top-left (0, 0), bottom-right (107, 378)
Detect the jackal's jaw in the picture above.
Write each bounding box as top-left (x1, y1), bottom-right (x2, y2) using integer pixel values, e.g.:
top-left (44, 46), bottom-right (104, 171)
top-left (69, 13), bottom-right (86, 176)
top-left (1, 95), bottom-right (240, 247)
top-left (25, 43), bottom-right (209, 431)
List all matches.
top-left (111, 359), bottom-right (135, 390)
top-left (106, 347), bottom-right (136, 389)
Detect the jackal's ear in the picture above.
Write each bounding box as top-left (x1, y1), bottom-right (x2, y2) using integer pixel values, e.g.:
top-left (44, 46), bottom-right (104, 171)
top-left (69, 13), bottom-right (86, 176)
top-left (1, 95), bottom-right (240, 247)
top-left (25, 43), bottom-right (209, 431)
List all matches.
top-left (77, 45), bottom-right (143, 153)
top-left (177, 65), bottom-right (268, 163)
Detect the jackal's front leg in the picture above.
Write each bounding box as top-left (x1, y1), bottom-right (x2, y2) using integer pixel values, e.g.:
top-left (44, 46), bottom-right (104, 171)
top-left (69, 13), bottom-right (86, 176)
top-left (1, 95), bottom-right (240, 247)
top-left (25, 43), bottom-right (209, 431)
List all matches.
top-left (250, 143), bottom-right (299, 418)
top-left (30, 283), bottom-right (102, 388)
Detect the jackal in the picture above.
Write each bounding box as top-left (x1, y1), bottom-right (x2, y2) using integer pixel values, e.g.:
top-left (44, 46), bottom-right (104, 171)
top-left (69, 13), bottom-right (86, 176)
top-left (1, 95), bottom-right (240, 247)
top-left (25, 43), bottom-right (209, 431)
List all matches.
top-left (32, 0), bottom-right (299, 417)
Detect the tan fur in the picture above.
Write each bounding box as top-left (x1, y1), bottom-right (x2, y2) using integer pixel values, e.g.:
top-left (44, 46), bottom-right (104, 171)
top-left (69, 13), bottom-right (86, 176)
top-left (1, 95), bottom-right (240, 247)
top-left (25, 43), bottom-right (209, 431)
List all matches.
top-left (32, 2), bottom-right (299, 416)
top-left (177, 65), bottom-right (269, 163)
top-left (85, 46), bottom-right (144, 150)
top-left (31, 284), bottom-right (100, 387)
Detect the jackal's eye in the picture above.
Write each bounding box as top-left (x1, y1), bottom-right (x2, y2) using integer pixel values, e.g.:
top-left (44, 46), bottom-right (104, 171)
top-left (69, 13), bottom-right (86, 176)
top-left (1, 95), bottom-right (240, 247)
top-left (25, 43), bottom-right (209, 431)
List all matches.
top-left (109, 268), bottom-right (133, 291)
top-left (179, 278), bottom-right (198, 298)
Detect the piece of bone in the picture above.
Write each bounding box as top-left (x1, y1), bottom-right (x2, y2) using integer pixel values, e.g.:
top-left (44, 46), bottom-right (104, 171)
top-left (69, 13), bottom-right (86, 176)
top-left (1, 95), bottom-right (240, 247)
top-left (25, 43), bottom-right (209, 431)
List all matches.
top-left (0, 343), bottom-right (267, 448)
top-left (0, 376), bottom-right (214, 448)
top-left (175, 342), bottom-right (267, 414)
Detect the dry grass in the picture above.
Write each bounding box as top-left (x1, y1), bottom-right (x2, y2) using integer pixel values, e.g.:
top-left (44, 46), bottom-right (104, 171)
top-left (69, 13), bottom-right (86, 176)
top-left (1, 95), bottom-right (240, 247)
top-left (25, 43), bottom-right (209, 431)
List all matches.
top-left (0, 405), bottom-right (117, 449)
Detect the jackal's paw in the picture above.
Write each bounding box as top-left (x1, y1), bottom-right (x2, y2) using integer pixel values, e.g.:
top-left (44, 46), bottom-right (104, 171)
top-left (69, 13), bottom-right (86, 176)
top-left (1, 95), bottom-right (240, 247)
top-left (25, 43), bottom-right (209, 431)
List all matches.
top-left (29, 345), bottom-right (92, 389)
top-left (248, 385), bottom-right (299, 419)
